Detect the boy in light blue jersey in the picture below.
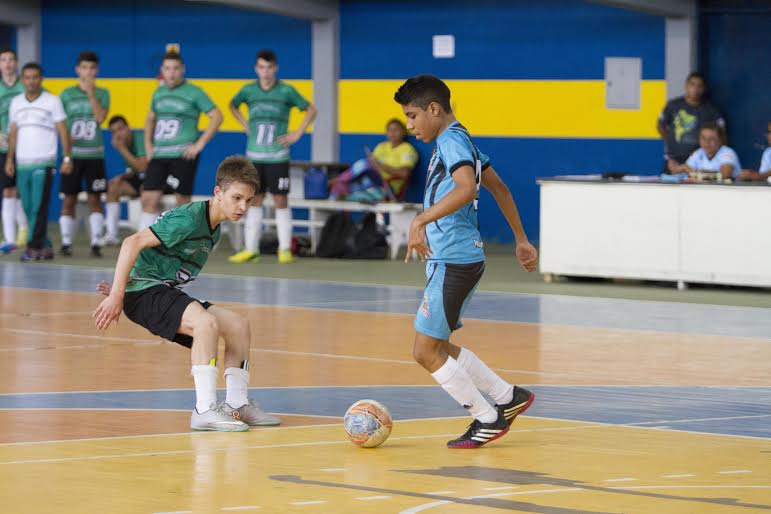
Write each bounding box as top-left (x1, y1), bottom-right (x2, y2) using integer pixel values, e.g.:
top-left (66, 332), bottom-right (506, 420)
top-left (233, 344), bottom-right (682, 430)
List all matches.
top-left (395, 75), bottom-right (538, 449)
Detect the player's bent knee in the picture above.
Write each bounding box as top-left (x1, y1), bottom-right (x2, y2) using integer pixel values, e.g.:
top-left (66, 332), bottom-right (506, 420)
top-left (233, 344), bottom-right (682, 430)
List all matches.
top-left (195, 311), bottom-right (219, 334)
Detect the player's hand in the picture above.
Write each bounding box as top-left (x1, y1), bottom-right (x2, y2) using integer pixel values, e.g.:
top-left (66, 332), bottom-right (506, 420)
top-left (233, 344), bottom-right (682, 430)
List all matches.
top-left (111, 134), bottom-right (127, 150)
top-left (96, 280), bottom-right (112, 296)
top-left (183, 142), bottom-right (202, 160)
top-left (93, 293), bottom-right (123, 331)
top-left (406, 216), bottom-right (431, 263)
top-left (4, 159), bottom-right (14, 178)
top-left (515, 241), bottom-right (538, 272)
top-left (81, 79), bottom-right (96, 96)
top-left (277, 130), bottom-right (301, 147)
top-left (61, 160), bottom-right (73, 175)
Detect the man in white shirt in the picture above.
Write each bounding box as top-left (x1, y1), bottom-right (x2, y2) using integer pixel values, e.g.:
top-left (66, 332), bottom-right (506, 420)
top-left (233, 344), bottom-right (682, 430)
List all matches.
top-left (5, 62), bottom-right (72, 261)
top-left (674, 122), bottom-right (741, 181)
top-left (737, 121), bottom-right (771, 182)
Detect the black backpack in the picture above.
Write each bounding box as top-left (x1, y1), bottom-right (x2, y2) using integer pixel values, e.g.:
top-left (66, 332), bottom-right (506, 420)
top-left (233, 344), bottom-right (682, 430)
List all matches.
top-left (316, 212), bottom-right (356, 258)
top-left (345, 212), bottom-right (388, 259)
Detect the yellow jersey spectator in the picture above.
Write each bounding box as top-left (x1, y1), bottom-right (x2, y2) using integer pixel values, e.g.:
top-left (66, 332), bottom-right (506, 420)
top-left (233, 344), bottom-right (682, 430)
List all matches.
top-left (369, 118), bottom-right (418, 200)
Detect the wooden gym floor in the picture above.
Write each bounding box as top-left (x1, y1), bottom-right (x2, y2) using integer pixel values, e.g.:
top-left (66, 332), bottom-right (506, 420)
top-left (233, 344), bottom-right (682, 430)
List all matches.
top-left (0, 263), bottom-right (768, 513)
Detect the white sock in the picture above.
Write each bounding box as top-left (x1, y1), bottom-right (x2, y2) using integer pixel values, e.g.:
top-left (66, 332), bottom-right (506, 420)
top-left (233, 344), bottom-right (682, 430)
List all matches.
top-left (431, 356), bottom-right (497, 423)
top-left (224, 367), bottom-right (250, 408)
top-left (138, 212), bottom-right (158, 232)
top-left (244, 207), bottom-right (262, 253)
top-left (16, 200), bottom-right (27, 230)
top-left (457, 348), bottom-right (514, 405)
top-left (59, 215), bottom-right (75, 246)
top-left (89, 212), bottom-right (104, 246)
top-left (105, 202), bottom-right (121, 240)
top-left (191, 364), bottom-right (219, 413)
top-left (275, 207), bottom-right (292, 251)
top-left (2, 197), bottom-right (16, 244)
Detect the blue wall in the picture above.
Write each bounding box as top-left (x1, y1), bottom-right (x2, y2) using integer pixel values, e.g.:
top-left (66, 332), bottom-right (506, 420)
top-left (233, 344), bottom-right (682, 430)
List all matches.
top-left (37, 0), bottom-right (667, 244)
top-left (338, 0), bottom-right (665, 242)
top-left (699, 2), bottom-right (771, 171)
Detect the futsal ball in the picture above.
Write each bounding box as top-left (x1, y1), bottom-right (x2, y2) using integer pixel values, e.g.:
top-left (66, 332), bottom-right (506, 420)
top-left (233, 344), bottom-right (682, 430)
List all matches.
top-left (343, 399), bottom-right (393, 448)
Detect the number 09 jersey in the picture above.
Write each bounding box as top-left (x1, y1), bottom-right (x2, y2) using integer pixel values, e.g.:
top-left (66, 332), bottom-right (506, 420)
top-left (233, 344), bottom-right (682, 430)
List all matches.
top-left (150, 80), bottom-right (216, 159)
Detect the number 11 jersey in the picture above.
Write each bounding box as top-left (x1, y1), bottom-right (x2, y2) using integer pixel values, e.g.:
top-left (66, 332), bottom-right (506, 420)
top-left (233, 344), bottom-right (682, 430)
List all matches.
top-left (231, 80), bottom-right (309, 163)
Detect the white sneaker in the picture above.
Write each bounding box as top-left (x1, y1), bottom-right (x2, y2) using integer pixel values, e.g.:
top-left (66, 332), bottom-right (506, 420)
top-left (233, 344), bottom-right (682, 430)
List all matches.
top-left (191, 403), bottom-right (249, 432)
top-left (222, 399), bottom-right (281, 426)
top-left (102, 236), bottom-right (121, 247)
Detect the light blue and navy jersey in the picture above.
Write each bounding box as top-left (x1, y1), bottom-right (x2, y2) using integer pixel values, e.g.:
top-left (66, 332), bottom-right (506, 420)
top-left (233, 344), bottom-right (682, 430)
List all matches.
top-left (424, 121), bottom-right (489, 264)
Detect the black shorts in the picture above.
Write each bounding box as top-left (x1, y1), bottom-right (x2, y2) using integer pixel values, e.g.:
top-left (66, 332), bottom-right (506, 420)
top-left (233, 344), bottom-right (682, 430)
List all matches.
top-left (60, 159), bottom-right (107, 195)
top-left (253, 161), bottom-right (290, 195)
top-left (0, 153), bottom-right (15, 189)
top-left (144, 157), bottom-right (199, 196)
top-left (123, 172), bottom-right (143, 195)
top-left (123, 284), bottom-right (212, 349)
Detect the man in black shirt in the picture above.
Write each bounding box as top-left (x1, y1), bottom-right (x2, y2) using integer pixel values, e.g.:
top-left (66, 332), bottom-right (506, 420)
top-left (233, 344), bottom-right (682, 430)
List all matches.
top-left (657, 72), bottom-right (725, 173)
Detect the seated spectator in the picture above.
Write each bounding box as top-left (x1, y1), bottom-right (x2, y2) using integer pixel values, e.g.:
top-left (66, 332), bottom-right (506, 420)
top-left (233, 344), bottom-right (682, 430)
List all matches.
top-left (368, 118), bottom-right (418, 200)
top-left (658, 72), bottom-right (725, 174)
top-left (103, 115), bottom-right (147, 244)
top-left (736, 121), bottom-right (771, 182)
top-left (328, 118), bottom-right (418, 203)
top-left (672, 122), bottom-right (741, 181)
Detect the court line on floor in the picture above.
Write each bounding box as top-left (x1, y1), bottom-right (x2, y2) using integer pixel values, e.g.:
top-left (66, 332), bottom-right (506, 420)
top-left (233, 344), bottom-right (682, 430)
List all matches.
top-left (5, 281), bottom-right (771, 343)
top-left (0, 423), bottom-right (610, 465)
top-left (0, 327), bottom-right (574, 378)
top-left (3, 412), bottom-right (770, 466)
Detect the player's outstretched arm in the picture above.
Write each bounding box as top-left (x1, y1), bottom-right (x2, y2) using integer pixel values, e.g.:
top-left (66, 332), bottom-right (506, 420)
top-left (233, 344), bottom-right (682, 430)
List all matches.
top-left (93, 229), bottom-right (161, 330)
top-left (481, 165), bottom-right (538, 272)
top-left (406, 166), bottom-right (477, 262)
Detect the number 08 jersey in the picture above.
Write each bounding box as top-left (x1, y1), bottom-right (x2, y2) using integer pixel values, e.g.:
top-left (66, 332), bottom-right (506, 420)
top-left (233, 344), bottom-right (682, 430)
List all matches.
top-left (126, 201), bottom-right (221, 293)
top-left (150, 80), bottom-right (216, 159)
top-left (230, 80), bottom-right (309, 163)
top-left (60, 85), bottom-right (110, 159)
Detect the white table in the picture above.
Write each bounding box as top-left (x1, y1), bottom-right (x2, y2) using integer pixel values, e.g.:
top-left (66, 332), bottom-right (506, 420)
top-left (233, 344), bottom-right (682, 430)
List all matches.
top-left (538, 178), bottom-right (771, 289)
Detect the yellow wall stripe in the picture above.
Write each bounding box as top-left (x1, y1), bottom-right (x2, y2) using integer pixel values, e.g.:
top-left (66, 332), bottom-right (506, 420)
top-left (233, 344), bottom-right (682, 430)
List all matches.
top-left (340, 79), bottom-right (664, 139)
top-left (44, 78), bottom-right (663, 140)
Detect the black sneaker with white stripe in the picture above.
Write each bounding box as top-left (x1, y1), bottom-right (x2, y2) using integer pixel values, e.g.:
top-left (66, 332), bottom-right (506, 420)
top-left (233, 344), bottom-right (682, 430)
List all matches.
top-left (446, 411), bottom-right (509, 449)
top-left (496, 386), bottom-right (535, 426)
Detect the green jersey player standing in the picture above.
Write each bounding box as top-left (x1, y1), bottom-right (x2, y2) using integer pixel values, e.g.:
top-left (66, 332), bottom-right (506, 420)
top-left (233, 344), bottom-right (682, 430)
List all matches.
top-left (228, 49), bottom-right (316, 265)
top-left (59, 51), bottom-right (110, 257)
top-left (94, 155), bottom-right (280, 431)
top-left (139, 51), bottom-right (223, 232)
top-left (0, 47), bottom-right (27, 254)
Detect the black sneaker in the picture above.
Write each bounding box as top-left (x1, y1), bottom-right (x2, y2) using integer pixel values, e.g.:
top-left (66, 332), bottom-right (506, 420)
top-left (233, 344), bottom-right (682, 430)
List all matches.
top-left (90, 245), bottom-right (102, 258)
top-left (19, 248), bottom-right (40, 262)
top-left (496, 386), bottom-right (535, 426)
top-left (40, 247), bottom-right (54, 260)
top-left (446, 411), bottom-right (509, 449)
top-left (60, 244), bottom-right (73, 257)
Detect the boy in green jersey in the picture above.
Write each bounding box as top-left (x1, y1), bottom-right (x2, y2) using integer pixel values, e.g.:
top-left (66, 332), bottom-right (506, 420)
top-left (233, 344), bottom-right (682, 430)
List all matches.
top-left (139, 51), bottom-right (223, 232)
top-left (0, 47), bottom-right (28, 254)
top-left (103, 115), bottom-right (148, 245)
top-left (94, 156), bottom-right (280, 432)
top-left (59, 51), bottom-right (110, 257)
top-left (228, 49), bottom-right (316, 265)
